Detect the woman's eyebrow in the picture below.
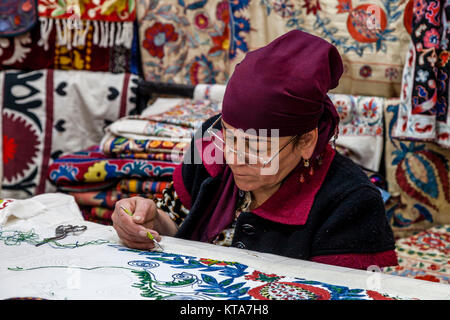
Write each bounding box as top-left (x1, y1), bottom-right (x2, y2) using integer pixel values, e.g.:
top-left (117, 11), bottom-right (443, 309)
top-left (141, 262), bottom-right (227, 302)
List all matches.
top-left (221, 120), bottom-right (268, 143)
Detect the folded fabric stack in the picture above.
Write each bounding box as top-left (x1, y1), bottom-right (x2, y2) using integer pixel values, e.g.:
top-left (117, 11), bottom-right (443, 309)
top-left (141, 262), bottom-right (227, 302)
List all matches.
top-left (48, 97), bottom-right (222, 224)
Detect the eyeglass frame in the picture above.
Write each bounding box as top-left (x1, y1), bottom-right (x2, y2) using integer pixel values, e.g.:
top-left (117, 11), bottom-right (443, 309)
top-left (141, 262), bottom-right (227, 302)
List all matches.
top-left (206, 115), bottom-right (298, 168)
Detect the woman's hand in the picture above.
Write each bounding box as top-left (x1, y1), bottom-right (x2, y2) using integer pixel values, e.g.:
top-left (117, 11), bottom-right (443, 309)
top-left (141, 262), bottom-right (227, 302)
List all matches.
top-left (111, 196), bottom-right (163, 250)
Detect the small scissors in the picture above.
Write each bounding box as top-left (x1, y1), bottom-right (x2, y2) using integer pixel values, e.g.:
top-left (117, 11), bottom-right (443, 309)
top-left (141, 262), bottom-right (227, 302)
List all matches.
top-left (35, 225), bottom-right (87, 247)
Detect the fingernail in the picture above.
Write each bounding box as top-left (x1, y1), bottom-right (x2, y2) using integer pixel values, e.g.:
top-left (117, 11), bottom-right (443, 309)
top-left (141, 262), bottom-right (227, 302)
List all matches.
top-left (133, 216), bottom-right (142, 222)
top-left (139, 231), bottom-right (147, 238)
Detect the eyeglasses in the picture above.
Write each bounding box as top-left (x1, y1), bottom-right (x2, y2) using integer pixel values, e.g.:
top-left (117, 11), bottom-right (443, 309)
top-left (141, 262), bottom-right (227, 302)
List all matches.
top-left (206, 115), bottom-right (298, 168)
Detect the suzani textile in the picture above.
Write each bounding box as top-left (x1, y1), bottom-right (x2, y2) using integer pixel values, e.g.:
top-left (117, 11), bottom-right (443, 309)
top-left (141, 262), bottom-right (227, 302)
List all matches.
top-left (392, 0), bottom-right (450, 148)
top-left (0, 0), bottom-right (138, 73)
top-left (47, 146), bottom-right (177, 185)
top-left (329, 93), bottom-right (385, 171)
top-left (229, 0), bottom-right (412, 97)
top-left (101, 98), bottom-right (222, 158)
top-left (0, 69), bottom-right (138, 199)
top-left (382, 224), bottom-right (450, 284)
top-left (384, 99), bottom-right (450, 239)
top-left (137, 0), bottom-right (230, 84)
top-left (1, 194), bottom-right (448, 300)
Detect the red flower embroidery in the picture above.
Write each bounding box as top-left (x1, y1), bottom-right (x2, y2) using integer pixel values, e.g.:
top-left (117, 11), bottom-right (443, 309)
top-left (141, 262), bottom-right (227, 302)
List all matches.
top-left (414, 275), bottom-right (440, 283)
top-left (385, 67), bottom-right (399, 80)
top-left (3, 134), bottom-right (17, 164)
top-left (303, 0), bottom-right (321, 15)
top-left (143, 22), bottom-right (179, 59)
top-left (245, 270), bottom-right (282, 282)
top-left (425, 1), bottom-right (440, 26)
top-left (336, 0), bottom-right (352, 13)
top-left (209, 25), bottom-right (230, 55)
top-left (439, 51), bottom-right (449, 67)
top-left (413, 0), bottom-right (427, 22)
top-left (427, 264), bottom-right (440, 271)
top-left (359, 65), bottom-right (372, 78)
top-left (194, 13), bottom-right (209, 29)
top-left (362, 99), bottom-right (378, 119)
top-left (2, 111), bottom-right (40, 182)
top-left (216, 0), bottom-right (230, 23)
top-left (366, 290), bottom-right (397, 300)
top-left (423, 28), bottom-right (440, 49)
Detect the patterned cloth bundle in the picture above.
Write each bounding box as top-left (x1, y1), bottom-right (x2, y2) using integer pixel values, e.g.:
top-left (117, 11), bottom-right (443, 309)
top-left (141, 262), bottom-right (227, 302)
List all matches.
top-left (48, 97), bottom-right (222, 224)
top-left (47, 145), bottom-right (176, 224)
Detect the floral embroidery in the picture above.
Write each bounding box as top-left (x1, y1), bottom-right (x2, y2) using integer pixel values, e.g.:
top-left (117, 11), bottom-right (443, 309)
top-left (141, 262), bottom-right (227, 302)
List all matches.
top-left (424, 1), bottom-right (440, 26)
top-left (392, 0), bottom-right (449, 147)
top-left (359, 65), bottom-right (372, 78)
top-left (385, 104), bottom-right (450, 238)
top-left (385, 67), bottom-right (399, 80)
top-left (439, 50), bottom-right (449, 66)
top-left (2, 111), bottom-right (40, 183)
top-left (413, 0), bottom-right (427, 22)
top-left (229, 0), bottom-right (250, 59)
top-left (273, 0), bottom-right (295, 18)
top-left (382, 225), bottom-right (450, 284)
top-left (113, 247), bottom-right (405, 300)
top-left (415, 69), bottom-right (429, 82)
top-left (423, 28), bottom-right (440, 49)
top-left (194, 12), bottom-right (209, 29)
top-left (185, 54), bottom-right (218, 85)
top-left (302, 0), bottom-right (321, 15)
top-left (336, 0), bottom-right (352, 13)
top-left (38, 0), bottom-right (136, 22)
top-left (143, 22), bottom-right (179, 59)
top-left (209, 25), bottom-right (230, 56)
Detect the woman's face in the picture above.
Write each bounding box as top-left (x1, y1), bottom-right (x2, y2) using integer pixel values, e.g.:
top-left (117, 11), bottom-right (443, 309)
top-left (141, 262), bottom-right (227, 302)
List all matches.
top-left (221, 119), bottom-right (318, 192)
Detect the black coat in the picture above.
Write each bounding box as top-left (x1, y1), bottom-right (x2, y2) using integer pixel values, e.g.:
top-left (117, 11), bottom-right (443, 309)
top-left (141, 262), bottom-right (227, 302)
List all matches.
top-left (175, 115), bottom-right (396, 260)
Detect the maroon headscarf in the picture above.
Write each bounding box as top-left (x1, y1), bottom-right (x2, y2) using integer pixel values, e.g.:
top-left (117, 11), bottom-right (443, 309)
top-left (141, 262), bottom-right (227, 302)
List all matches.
top-left (222, 29), bottom-right (343, 157)
top-left (183, 30), bottom-right (344, 242)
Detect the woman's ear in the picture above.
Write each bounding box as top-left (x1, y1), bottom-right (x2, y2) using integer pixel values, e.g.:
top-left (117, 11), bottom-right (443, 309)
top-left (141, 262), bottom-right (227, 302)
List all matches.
top-left (298, 128), bottom-right (318, 160)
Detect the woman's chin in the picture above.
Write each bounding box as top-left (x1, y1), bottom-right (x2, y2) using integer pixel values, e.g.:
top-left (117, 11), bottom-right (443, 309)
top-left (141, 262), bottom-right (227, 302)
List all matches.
top-left (233, 176), bottom-right (258, 191)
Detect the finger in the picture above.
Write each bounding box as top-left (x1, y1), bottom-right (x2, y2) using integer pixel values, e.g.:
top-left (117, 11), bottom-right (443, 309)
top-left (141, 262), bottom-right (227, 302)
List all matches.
top-left (112, 214), bottom-right (146, 245)
top-left (133, 198), bottom-right (157, 224)
top-left (114, 222), bottom-right (156, 245)
top-left (115, 198), bottom-right (137, 217)
top-left (142, 229), bottom-right (162, 242)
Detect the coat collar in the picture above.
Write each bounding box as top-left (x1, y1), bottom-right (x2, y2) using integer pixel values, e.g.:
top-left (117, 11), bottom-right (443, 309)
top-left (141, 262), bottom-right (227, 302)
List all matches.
top-left (252, 145), bottom-right (335, 225)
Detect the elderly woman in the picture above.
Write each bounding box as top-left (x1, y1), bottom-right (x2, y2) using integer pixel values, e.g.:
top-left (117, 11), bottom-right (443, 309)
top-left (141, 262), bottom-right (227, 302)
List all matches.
top-left (112, 30), bottom-right (398, 270)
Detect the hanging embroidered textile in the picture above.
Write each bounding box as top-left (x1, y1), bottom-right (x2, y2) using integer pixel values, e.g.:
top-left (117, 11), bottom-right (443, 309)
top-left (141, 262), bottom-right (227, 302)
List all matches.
top-left (227, 0), bottom-right (412, 97)
top-left (0, 69), bottom-right (138, 199)
top-left (0, 0), bottom-right (38, 37)
top-left (0, 0), bottom-right (138, 73)
top-left (384, 99), bottom-right (450, 239)
top-left (392, 0), bottom-right (450, 148)
top-left (137, 0), bottom-right (230, 84)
